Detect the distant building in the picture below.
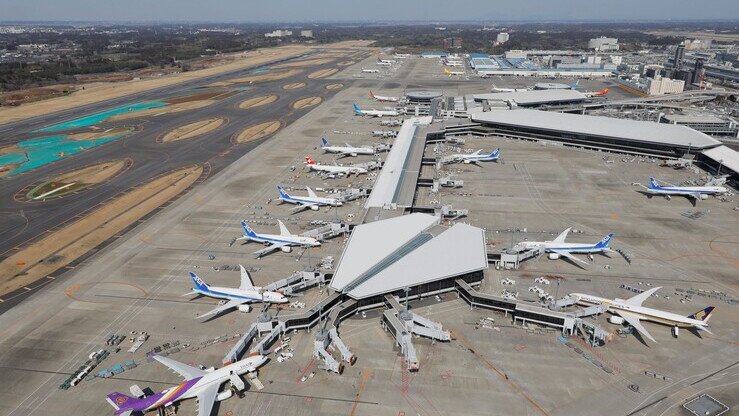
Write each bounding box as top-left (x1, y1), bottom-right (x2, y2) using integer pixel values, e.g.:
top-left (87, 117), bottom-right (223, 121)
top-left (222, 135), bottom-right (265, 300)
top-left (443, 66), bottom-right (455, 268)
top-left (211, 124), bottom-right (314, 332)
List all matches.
top-left (673, 43), bottom-right (686, 71)
top-left (496, 32), bottom-right (509, 44)
top-left (504, 50), bottom-right (527, 59)
top-left (300, 30), bottom-right (313, 38)
top-left (647, 77), bottom-right (685, 95)
top-left (442, 37), bottom-right (462, 49)
top-left (588, 37), bottom-right (619, 51)
top-left (684, 39), bottom-right (712, 51)
top-left (610, 55), bottom-right (623, 65)
top-left (264, 30), bottom-right (292, 38)
top-left (692, 59), bottom-right (706, 85)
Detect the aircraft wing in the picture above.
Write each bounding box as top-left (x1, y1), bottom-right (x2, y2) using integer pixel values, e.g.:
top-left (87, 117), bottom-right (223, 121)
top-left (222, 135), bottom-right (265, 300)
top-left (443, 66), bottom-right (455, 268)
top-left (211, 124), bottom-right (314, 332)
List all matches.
top-left (195, 384), bottom-right (219, 416)
top-left (198, 298), bottom-right (250, 319)
top-left (154, 355), bottom-right (206, 380)
top-left (239, 265), bottom-right (255, 291)
top-left (290, 203), bottom-right (317, 214)
top-left (624, 286), bottom-right (661, 306)
top-left (553, 228), bottom-right (571, 243)
top-left (557, 250), bottom-right (589, 266)
top-left (253, 243), bottom-right (286, 258)
top-left (615, 310), bottom-right (656, 343)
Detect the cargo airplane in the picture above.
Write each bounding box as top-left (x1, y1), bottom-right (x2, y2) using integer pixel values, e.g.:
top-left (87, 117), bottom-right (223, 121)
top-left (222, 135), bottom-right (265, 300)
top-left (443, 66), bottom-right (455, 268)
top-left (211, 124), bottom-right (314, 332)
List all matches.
top-left (443, 67), bottom-right (465, 76)
top-left (369, 91), bottom-right (399, 102)
top-left (570, 287), bottom-right (715, 343)
top-left (353, 103), bottom-right (399, 117)
top-left (305, 156), bottom-right (369, 177)
top-left (106, 354), bottom-right (267, 416)
top-left (636, 177), bottom-right (727, 204)
top-left (515, 228), bottom-right (614, 265)
top-left (186, 266), bottom-right (287, 319)
top-left (277, 185), bottom-right (342, 213)
top-left (237, 220), bottom-right (320, 258)
top-left (320, 137), bottom-right (375, 157)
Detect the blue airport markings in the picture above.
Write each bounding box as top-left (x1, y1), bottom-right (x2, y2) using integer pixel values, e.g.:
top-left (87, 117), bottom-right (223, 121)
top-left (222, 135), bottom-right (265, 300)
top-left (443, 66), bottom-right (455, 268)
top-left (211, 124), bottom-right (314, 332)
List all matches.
top-left (250, 68), bottom-right (270, 74)
top-left (34, 101), bottom-right (168, 133)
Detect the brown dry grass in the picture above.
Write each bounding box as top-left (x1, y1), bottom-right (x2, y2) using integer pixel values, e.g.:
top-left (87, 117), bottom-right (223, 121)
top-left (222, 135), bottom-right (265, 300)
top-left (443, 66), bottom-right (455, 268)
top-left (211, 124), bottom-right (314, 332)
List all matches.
top-left (0, 165), bottom-right (203, 296)
top-left (325, 83), bottom-right (344, 90)
top-left (107, 100), bottom-right (215, 122)
top-left (307, 68), bottom-right (339, 79)
top-left (272, 58), bottom-right (335, 68)
top-left (234, 121), bottom-right (282, 144)
top-left (67, 127), bottom-right (132, 141)
top-left (161, 118), bottom-right (226, 142)
top-left (336, 61), bottom-right (355, 67)
top-left (292, 96), bottom-right (322, 109)
top-left (238, 95), bottom-right (279, 109)
top-left (282, 82), bottom-right (306, 90)
top-left (53, 160), bottom-right (127, 184)
top-left (208, 69), bottom-right (303, 87)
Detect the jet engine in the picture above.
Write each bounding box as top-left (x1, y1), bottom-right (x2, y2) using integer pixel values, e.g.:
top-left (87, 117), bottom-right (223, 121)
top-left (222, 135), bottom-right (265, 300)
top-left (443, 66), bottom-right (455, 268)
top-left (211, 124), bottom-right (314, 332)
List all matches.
top-left (548, 253), bottom-right (561, 260)
top-left (310, 205), bottom-right (319, 211)
top-left (608, 316), bottom-right (625, 325)
top-left (281, 246), bottom-right (292, 253)
top-left (237, 304), bottom-right (252, 313)
top-left (216, 390), bottom-right (233, 402)
top-left (700, 194), bottom-right (708, 200)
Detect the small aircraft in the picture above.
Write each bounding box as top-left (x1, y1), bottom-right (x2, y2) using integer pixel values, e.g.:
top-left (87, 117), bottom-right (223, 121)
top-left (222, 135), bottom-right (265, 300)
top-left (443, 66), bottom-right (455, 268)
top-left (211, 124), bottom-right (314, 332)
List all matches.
top-left (186, 266), bottom-right (287, 319)
top-left (369, 90), bottom-right (399, 102)
top-left (570, 288), bottom-right (715, 343)
top-left (237, 220), bottom-right (320, 258)
top-left (353, 103), bottom-right (399, 118)
top-left (636, 177), bottom-right (727, 204)
top-left (515, 228), bottom-right (614, 266)
top-left (443, 67), bottom-right (465, 76)
top-left (277, 185), bottom-right (342, 213)
top-left (320, 137), bottom-right (375, 157)
top-left (304, 156), bottom-right (369, 177)
top-left (442, 148), bottom-right (500, 165)
top-left (361, 68), bottom-right (380, 73)
top-left (106, 354), bottom-right (268, 416)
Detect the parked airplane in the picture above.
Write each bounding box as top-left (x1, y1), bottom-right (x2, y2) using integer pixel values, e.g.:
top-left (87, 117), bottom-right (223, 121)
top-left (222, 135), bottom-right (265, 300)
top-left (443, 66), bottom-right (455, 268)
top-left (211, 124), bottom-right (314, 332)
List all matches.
top-left (305, 156), bottom-right (369, 177)
top-left (570, 288), bottom-right (715, 343)
top-left (320, 137), bottom-right (375, 158)
top-left (277, 185), bottom-right (342, 213)
top-left (186, 266), bottom-right (287, 319)
top-left (361, 68), bottom-right (380, 73)
top-left (491, 84), bottom-right (529, 92)
top-left (237, 220), bottom-right (320, 258)
top-left (378, 58), bottom-right (397, 64)
top-left (353, 103), bottom-right (399, 118)
top-left (444, 60), bottom-right (464, 67)
top-left (443, 67), bottom-right (465, 76)
top-left (106, 354), bottom-right (268, 416)
top-left (584, 88), bottom-right (609, 97)
top-left (369, 90), bottom-right (399, 102)
top-left (636, 177), bottom-right (727, 203)
top-left (393, 53), bottom-right (412, 59)
top-left (515, 228), bottom-right (614, 265)
top-left (442, 148), bottom-right (500, 165)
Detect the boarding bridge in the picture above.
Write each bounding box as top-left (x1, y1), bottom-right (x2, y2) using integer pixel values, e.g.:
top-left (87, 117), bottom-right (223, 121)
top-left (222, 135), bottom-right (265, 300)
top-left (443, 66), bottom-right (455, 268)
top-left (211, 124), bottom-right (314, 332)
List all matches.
top-left (494, 247), bottom-right (544, 269)
top-left (382, 310), bottom-right (419, 371)
top-left (262, 270), bottom-right (328, 296)
top-left (301, 222), bottom-right (350, 241)
top-left (313, 327), bottom-right (343, 374)
top-left (335, 188), bottom-right (370, 202)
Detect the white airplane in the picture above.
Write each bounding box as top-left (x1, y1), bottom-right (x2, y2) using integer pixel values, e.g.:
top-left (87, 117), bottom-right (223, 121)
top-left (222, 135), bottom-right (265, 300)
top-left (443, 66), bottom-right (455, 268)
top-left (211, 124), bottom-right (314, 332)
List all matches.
top-left (185, 266), bottom-right (288, 319)
top-left (442, 148), bottom-right (500, 165)
top-left (378, 58), bottom-right (397, 64)
top-left (636, 177), bottom-right (728, 203)
top-left (444, 60), bottom-right (464, 67)
top-left (304, 156), bottom-right (368, 177)
top-left (353, 103), bottom-right (399, 118)
top-left (376, 60), bottom-right (394, 66)
top-left (277, 185), bottom-right (342, 213)
top-left (515, 228), bottom-right (614, 265)
top-left (106, 354), bottom-right (268, 416)
top-left (583, 88), bottom-right (609, 97)
top-left (320, 137), bottom-right (374, 157)
top-left (491, 84), bottom-right (529, 92)
top-left (237, 220), bottom-right (320, 258)
top-left (393, 53), bottom-right (411, 59)
top-left (443, 67), bottom-right (465, 76)
top-left (570, 288), bottom-right (715, 343)
top-left (369, 90), bottom-right (399, 102)
top-left (361, 68), bottom-right (380, 73)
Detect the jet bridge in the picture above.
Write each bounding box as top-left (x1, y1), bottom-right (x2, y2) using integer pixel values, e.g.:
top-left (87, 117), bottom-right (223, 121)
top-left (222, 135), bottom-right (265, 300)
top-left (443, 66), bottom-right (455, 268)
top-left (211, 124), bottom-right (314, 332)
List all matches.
top-left (262, 270), bottom-right (329, 296)
top-left (301, 222), bottom-right (350, 241)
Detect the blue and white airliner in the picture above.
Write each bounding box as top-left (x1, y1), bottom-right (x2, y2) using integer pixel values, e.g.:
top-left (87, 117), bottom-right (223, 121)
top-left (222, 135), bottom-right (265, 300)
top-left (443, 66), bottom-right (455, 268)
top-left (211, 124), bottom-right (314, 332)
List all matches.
top-left (186, 265), bottom-right (287, 319)
top-left (320, 137), bottom-right (375, 158)
top-left (277, 185), bottom-right (342, 214)
top-left (637, 177), bottom-right (728, 203)
top-left (515, 228), bottom-right (614, 265)
top-left (443, 148), bottom-right (500, 165)
top-left (353, 103), bottom-right (399, 117)
top-left (237, 220), bottom-right (320, 258)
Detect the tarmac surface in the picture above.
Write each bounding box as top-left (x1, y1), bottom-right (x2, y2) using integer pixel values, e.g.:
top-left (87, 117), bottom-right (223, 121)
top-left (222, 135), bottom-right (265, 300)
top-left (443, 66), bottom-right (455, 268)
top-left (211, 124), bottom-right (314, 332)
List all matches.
top-left (0, 53), bottom-right (736, 416)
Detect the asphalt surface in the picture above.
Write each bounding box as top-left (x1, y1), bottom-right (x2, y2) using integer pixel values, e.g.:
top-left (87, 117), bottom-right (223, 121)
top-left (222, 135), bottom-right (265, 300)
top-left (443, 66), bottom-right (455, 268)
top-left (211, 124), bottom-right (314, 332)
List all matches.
top-left (0, 49), bottom-right (369, 311)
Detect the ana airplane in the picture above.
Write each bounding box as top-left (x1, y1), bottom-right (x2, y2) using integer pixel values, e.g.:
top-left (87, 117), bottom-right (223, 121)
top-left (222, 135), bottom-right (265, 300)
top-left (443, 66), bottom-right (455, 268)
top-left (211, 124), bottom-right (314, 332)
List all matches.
top-left (186, 266), bottom-right (287, 319)
top-left (106, 354), bottom-right (267, 416)
top-left (584, 88), bottom-right (609, 97)
top-left (636, 177), bottom-right (728, 203)
top-left (443, 67), bottom-right (465, 76)
top-left (237, 220), bottom-right (320, 258)
top-left (378, 58), bottom-right (397, 64)
top-left (443, 148), bottom-right (500, 165)
top-left (277, 185), bottom-right (342, 213)
top-left (320, 137), bottom-right (375, 158)
top-left (515, 228), bottom-right (614, 265)
top-left (353, 103), bottom-right (399, 118)
top-left (369, 90), bottom-right (399, 102)
top-left (491, 84), bottom-right (529, 92)
top-left (304, 156), bottom-right (369, 177)
top-left (570, 288), bottom-right (715, 343)
top-left (361, 68), bottom-right (380, 73)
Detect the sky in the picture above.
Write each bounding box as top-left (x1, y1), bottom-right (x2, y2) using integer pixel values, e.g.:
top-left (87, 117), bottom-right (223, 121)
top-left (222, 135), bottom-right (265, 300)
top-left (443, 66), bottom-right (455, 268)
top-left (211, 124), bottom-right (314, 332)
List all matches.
top-left (1, 0), bottom-right (738, 22)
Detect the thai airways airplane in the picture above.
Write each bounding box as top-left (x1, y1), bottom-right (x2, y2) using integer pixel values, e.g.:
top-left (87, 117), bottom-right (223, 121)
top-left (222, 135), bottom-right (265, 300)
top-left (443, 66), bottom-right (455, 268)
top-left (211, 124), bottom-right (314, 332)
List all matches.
top-left (443, 67), bottom-right (465, 76)
top-left (584, 88), bottom-right (609, 97)
top-left (106, 354), bottom-right (267, 416)
top-left (515, 228), bottom-right (614, 265)
top-left (186, 266), bottom-right (288, 319)
top-left (237, 220), bottom-right (320, 258)
top-left (570, 287), bottom-right (715, 343)
top-left (361, 68), bottom-right (380, 73)
top-left (320, 137), bottom-right (375, 157)
top-left (637, 177), bottom-right (727, 203)
top-left (369, 91), bottom-right (399, 102)
top-left (304, 156), bottom-right (368, 177)
top-left (443, 148), bottom-right (500, 165)
top-left (277, 185), bottom-right (342, 213)
top-left (353, 103), bottom-right (399, 118)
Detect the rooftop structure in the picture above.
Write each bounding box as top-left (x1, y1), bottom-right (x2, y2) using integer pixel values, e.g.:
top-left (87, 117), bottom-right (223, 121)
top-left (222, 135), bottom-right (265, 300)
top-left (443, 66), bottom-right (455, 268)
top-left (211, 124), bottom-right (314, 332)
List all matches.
top-left (472, 90), bottom-right (587, 107)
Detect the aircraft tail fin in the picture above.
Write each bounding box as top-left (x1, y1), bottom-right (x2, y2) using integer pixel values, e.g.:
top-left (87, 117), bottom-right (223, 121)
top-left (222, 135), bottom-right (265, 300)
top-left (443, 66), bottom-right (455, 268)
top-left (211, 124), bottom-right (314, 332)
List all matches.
top-left (353, 103), bottom-right (362, 114)
top-left (595, 233), bottom-right (614, 249)
top-left (571, 79), bottom-right (580, 89)
top-left (189, 272), bottom-right (209, 291)
top-left (443, 68), bottom-right (451, 75)
top-left (688, 306), bottom-right (716, 322)
top-left (241, 220), bottom-right (257, 238)
top-left (277, 186), bottom-right (290, 200)
top-left (369, 91), bottom-right (375, 99)
top-left (490, 148), bottom-right (500, 158)
top-left (304, 156), bottom-right (316, 165)
top-left (321, 137), bottom-right (329, 147)
top-left (649, 177), bottom-right (661, 190)
top-left (106, 392), bottom-right (138, 412)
